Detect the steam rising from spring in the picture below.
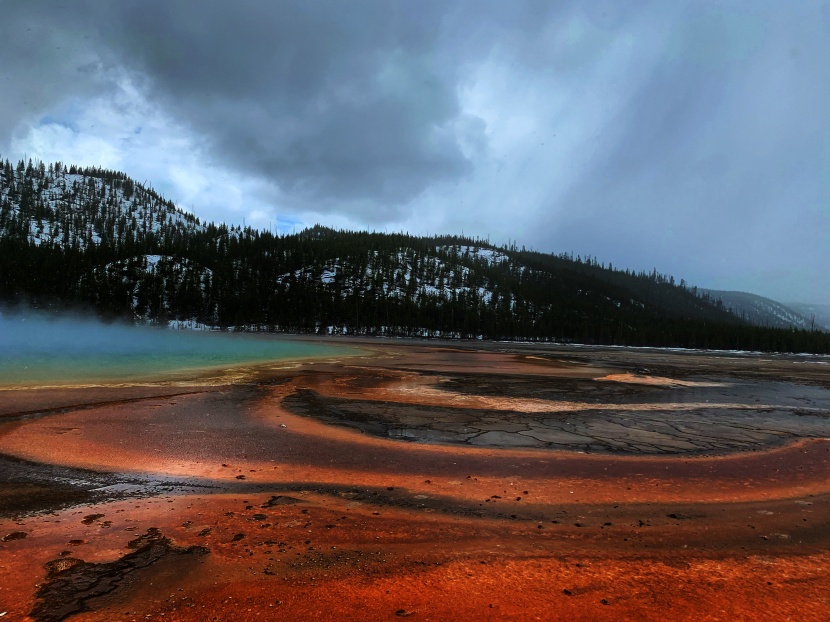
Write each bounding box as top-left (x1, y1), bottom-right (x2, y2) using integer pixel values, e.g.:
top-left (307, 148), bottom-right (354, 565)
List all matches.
top-left (0, 311), bottom-right (345, 387)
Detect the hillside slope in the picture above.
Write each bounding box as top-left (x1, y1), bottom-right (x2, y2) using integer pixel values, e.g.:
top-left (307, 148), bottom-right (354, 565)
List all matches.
top-left (2, 157), bottom-right (828, 353)
top-left (703, 290), bottom-right (817, 331)
top-left (787, 302), bottom-right (830, 332)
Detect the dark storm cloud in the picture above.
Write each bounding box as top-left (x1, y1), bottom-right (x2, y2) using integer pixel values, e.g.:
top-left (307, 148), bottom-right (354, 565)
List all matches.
top-left (0, 2), bottom-right (110, 142)
top-left (538, 1), bottom-right (830, 302)
top-left (0, 1), bottom-right (593, 216)
top-left (0, 0), bottom-right (647, 215)
top-left (86, 0), bottom-right (497, 214)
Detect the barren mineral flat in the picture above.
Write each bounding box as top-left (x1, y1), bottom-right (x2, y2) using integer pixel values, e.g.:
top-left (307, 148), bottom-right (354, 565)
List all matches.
top-left (1, 340), bottom-right (829, 621)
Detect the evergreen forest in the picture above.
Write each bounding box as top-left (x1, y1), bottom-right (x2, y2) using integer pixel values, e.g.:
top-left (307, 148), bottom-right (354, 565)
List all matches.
top-left (2, 157), bottom-right (828, 353)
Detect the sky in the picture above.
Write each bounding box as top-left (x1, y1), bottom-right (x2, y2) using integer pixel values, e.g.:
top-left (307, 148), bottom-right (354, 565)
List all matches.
top-left (1, 1), bottom-right (828, 304)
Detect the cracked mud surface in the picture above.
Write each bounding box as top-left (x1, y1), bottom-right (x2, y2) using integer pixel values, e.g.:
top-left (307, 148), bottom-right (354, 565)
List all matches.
top-left (31, 528), bottom-right (208, 622)
top-left (1, 340), bottom-right (829, 621)
top-left (282, 367), bottom-right (830, 455)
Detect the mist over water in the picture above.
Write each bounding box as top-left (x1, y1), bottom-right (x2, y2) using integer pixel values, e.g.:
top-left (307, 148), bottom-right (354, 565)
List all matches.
top-left (0, 312), bottom-right (349, 387)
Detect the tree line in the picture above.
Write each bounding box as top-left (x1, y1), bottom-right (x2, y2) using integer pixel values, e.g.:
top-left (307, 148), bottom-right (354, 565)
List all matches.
top-left (2, 157), bottom-right (829, 353)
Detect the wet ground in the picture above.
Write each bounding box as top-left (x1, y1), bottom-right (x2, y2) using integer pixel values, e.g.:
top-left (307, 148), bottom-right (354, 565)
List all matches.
top-left (1, 340), bottom-right (829, 620)
top-left (282, 369), bottom-right (830, 454)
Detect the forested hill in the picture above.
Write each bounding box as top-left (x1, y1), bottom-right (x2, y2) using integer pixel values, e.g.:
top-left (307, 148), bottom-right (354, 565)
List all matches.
top-left (1, 157), bottom-right (828, 353)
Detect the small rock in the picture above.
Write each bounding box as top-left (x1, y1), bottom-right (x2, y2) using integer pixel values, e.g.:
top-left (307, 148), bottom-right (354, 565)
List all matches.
top-left (2, 532), bottom-right (27, 542)
top-left (44, 557), bottom-right (85, 576)
top-left (262, 495), bottom-right (302, 507)
top-left (81, 514), bottom-right (105, 525)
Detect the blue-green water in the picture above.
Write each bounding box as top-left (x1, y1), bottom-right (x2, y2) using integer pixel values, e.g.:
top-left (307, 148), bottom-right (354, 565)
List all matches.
top-left (0, 314), bottom-right (354, 387)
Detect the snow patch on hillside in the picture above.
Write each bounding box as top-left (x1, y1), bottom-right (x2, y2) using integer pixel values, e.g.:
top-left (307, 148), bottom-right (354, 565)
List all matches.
top-left (705, 289), bottom-right (815, 330)
top-left (0, 165), bottom-right (204, 250)
top-left (275, 246), bottom-right (514, 307)
top-left (438, 245), bottom-right (511, 266)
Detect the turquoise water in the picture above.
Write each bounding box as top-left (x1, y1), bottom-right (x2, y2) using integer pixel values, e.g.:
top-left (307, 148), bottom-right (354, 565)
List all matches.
top-left (0, 314), bottom-right (353, 387)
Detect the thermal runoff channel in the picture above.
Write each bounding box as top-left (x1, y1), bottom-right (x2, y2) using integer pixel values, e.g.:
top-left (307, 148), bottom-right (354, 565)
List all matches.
top-left (0, 312), bottom-right (350, 387)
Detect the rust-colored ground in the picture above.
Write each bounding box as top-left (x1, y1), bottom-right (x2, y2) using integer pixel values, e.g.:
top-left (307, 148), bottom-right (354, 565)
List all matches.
top-left (1, 341), bottom-right (829, 621)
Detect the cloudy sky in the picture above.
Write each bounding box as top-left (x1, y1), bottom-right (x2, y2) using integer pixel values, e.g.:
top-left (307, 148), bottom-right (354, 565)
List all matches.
top-left (1, 1), bottom-right (828, 304)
